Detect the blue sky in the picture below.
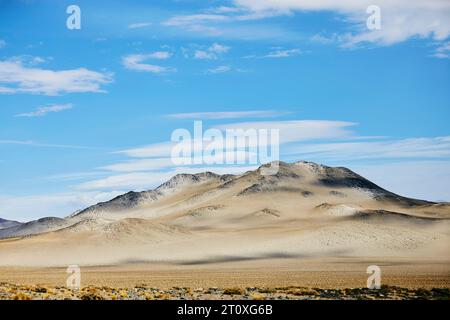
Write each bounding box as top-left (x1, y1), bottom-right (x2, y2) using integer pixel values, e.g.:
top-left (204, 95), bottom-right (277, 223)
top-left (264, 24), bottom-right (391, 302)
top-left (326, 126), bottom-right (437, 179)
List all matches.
top-left (0, 0), bottom-right (449, 221)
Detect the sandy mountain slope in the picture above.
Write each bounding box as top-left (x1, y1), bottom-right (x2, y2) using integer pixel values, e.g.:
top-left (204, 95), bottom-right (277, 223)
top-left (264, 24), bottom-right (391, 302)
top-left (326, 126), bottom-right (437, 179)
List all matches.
top-left (0, 161), bottom-right (449, 267)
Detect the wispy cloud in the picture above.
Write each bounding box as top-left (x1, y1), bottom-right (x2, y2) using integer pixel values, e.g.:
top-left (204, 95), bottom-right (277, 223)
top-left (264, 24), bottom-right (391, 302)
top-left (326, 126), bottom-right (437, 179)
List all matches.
top-left (145, 51), bottom-right (172, 59)
top-left (285, 137), bottom-right (450, 161)
top-left (122, 52), bottom-right (176, 73)
top-left (114, 141), bottom-right (175, 158)
top-left (100, 158), bottom-right (174, 172)
top-left (217, 120), bottom-right (356, 144)
top-left (310, 33), bottom-right (341, 45)
top-left (163, 1), bottom-right (450, 51)
top-left (113, 119), bottom-right (354, 160)
top-left (194, 43), bottom-right (231, 60)
top-left (15, 103), bottom-right (73, 117)
top-left (205, 65), bottom-right (232, 74)
top-left (163, 14), bottom-right (229, 27)
top-left (209, 43), bottom-right (231, 53)
top-left (0, 39), bottom-right (6, 48)
top-left (76, 165), bottom-right (257, 191)
top-left (243, 48), bottom-right (301, 59)
top-left (128, 22), bottom-right (152, 29)
top-left (162, 10), bottom-right (297, 40)
top-left (235, 0), bottom-right (450, 47)
top-left (431, 41), bottom-right (450, 59)
top-left (0, 59), bottom-right (112, 95)
top-left (265, 48), bottom-right (301, 58)
top-left (167, 110), bottom-right (285, 120)
top-left (0, 139), bottom-right (94, 149)
top-left (194, 50), bottom-right (217, 60)
top-left (9, 55), bottom-right (48, 65)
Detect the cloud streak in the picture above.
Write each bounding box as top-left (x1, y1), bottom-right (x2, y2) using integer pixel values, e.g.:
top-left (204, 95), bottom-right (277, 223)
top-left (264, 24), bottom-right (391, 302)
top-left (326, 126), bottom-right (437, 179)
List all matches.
top-left (128, 22), bottom-right (152, 29)
top-left (0, 139), bottom-right (94, 149)
top-left (193, 43), bottom-right (231, 60)
top-left (76, 165), bottom-right (257, 191)
top-left (122, 53), bottom-right (176, 73)
top-left (205, 65), bottom-right (232, 74)
top-left (0, 59), bottom-right (113, 95)
top-left (432, 41), bottom-right (450, 59)
top-left (15, 103), bottom-right (73, 117)
top-left (265, 48), bottom-right (301, 58)
top-left (285, 137), bottom-right (450, 161)
top-left (166, 110), bottom-right (286, 120)
top-left (234, 0), bottom-right (450, 46)
top-left (163, 1), bottom-right (450, 51)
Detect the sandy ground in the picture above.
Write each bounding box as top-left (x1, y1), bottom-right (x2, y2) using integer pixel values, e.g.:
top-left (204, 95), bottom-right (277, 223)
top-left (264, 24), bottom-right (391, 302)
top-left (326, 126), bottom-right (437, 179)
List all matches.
top-left (0, 258), bottom-right (449, 289)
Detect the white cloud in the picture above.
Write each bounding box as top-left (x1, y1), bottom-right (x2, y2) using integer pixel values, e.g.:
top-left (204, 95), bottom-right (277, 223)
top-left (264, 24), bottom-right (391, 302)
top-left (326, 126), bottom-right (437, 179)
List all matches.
top-left (0, 39), bottom-right (5, 48)
top-left (76, 172), bottom-right (169, 191)
top-left (206, 65), bottom-right (232, 74)
top-left (163, 14), bottom-right (229, 27)
top-left (193, 43), bottom-right (231, 60)
top-left (9, 55), bottom-right (48, 65)
top-left (44, 171), bottom-right (108, 182)
top-left (243, 48), bottom-right (301, 59)
top-left (0, 59), bottom-right (112, 96)
top-left (101, 152), bottom-right (258, 173)
top-left (165, 1), bottom-right (450, 48)
top-left (209, 43), bottom-right (231, 54)
top-left (311, 33), bottom-right (341, 44)
top-left (0, 139), bottom-right (34, 145)
top-left (146, 51), bottom-right (172, 59)
top-left (114, 120), bottom-right (355, 159)
top-left (163, 10), bottom-right (296, 40)
top-left (100, 158), bottom-right (174, 172)
top-left (209, 6), bottom-right (244, 14)
top-left (234, 0), bottom-right (450, 46)
top-left (285, 136), bottom-right (450, 161)
top-left (128, 22), bottom-right (152, 29)
top-left (162, 9), bottom-right (277, 27)
top-left (0, 139), bottom-right (93, 149)
top-left (431, 41), bottom-right (450, 59)
top-left (167, 110), bottom-right (284, 120)
top-left (122, 53), bottom-right (176, 73)
top-left (15, 103), bottom-right (73, 117)
top-left (218, 120), bottom-right (356, 144)
top-left (194, 50), bottom-right (217, 60)
top-left (115, 141), bottom-right (175, 158)
top-left (76, 166), bottom-right (257, 191)
top-left (265, 48), bottom-right (301, 58)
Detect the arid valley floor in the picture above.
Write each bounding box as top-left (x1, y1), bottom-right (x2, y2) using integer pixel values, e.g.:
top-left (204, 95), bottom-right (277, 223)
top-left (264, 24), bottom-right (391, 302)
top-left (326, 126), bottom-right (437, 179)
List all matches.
top-left (0, 258), bottom-right (449, 299)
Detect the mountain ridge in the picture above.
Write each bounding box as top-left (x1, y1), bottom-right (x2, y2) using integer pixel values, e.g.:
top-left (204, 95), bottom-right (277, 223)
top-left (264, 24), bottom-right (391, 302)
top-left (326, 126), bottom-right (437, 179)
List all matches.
top-left (69, 160), bottom-right (435, 220)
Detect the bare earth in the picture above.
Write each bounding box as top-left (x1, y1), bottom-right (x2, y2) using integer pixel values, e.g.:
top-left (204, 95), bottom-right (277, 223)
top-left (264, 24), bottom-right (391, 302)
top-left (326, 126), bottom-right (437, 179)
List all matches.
top-left (1, 258), bottom-right (449, 299)
top-left (0, 257), bottom-right (449, 289)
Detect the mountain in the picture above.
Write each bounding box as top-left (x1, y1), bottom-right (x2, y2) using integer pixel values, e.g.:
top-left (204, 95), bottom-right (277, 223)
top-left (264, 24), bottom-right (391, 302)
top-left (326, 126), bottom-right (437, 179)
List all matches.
top-left (0, 218), bottom-right (22, 230)
top-left (71, 172), bottom-right (223, 220)
top-left (0, 217), bottom-right (65, 238)
top-left (0, 160), bottom-right (448, 267)
top-left (70, 161), bottom-right (432, 220)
